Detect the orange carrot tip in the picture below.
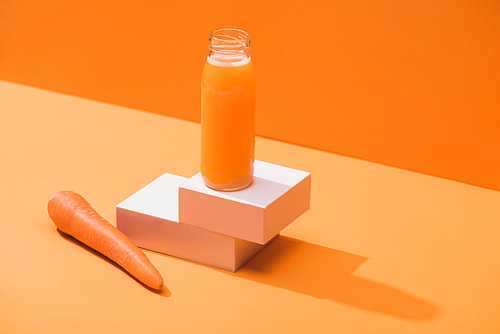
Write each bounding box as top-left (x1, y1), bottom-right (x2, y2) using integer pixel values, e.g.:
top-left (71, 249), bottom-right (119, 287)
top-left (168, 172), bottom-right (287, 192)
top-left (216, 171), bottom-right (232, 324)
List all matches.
top-left (47, 190), bottom-right (164, 290)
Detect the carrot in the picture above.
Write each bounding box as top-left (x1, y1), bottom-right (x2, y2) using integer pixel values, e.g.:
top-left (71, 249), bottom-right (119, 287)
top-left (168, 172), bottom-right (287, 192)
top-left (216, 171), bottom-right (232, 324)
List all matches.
top-left (47, 191), bottom-right (164, 290)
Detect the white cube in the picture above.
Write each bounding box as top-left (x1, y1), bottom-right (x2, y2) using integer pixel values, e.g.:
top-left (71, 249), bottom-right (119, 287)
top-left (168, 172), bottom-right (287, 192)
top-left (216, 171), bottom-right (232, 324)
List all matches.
top-left (116, 174), bottom-right (274, 272)
top-left (179, 160), bottom-right (311, 244)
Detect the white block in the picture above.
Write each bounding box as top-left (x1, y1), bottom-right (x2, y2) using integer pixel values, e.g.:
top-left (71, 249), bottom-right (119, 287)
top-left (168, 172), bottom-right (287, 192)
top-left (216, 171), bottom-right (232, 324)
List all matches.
top-left (116, 174), bottom-right (274, 272)
top-left (179, 160), bottom-right (311, 244)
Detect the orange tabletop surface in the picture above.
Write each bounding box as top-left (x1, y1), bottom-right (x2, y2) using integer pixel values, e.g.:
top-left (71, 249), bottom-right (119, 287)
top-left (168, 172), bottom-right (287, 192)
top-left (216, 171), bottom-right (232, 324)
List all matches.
top-left (1, 80), bottom-right (499, 333)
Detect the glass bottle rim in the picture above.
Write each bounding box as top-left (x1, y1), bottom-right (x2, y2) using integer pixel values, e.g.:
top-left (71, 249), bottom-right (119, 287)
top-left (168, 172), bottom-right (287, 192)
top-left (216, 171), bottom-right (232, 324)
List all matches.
top-left (209, 28), bottom-right (251, 55)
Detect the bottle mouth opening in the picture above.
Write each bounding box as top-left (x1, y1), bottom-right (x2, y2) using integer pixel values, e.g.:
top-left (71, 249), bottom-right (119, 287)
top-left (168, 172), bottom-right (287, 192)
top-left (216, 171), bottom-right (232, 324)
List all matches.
top-left (209, 28), bottom-right (251, 55)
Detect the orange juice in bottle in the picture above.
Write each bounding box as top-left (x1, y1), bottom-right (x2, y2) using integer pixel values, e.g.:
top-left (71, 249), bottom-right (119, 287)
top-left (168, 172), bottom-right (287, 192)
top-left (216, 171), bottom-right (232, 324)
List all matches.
top-left (201, 29), bottom-right (256, 191)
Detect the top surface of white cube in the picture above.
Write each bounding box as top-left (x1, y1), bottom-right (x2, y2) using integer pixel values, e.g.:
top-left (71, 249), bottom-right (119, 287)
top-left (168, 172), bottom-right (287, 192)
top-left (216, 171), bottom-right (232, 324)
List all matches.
top-left (180, 160), bottom-right (310, 208)
top-left (116, 174), bottom-right (187, 221)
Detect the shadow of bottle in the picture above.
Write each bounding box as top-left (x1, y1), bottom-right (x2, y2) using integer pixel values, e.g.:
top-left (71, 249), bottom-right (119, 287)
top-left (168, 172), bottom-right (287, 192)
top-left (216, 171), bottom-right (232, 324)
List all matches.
top-left (233, 235), bottom-right (440, 321)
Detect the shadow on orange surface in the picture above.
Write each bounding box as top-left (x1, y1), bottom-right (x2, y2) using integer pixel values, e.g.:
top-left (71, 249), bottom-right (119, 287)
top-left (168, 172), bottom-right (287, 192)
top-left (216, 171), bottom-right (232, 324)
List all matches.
top-left (236, 236), bottom-right (440, 321)
top-left (56, 229), bottom-right (171, 297)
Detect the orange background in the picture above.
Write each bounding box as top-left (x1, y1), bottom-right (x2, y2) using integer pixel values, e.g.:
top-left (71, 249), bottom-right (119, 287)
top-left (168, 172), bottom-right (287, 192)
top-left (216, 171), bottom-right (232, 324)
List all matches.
top-left (2, 81), bottom-right (500, 333)
top-left (1, 0), bottom-right (499, 190)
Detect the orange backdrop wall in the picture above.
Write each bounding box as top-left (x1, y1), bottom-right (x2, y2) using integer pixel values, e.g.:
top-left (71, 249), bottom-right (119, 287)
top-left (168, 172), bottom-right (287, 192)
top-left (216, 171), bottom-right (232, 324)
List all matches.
top-left (1, 0), bottom-right (499, 190)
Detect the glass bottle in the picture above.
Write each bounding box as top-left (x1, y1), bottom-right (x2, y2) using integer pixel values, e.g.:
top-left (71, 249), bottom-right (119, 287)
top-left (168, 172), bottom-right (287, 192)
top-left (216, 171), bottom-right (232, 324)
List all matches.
top-left (200, 28), bottom-right (256, 191)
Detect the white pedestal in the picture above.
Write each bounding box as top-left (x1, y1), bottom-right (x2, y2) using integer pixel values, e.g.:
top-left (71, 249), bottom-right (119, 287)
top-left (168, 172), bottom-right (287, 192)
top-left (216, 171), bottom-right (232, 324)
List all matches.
top-left (116, 160), bottom-right (311, 271)
top-left (179, 160), bottom-right (311, 244)
top-left (116, 174), bottom-right (274, 272)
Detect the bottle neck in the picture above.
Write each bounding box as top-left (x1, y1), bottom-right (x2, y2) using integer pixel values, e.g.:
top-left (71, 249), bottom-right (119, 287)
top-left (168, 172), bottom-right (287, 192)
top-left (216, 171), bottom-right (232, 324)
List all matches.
top-left (207, 28), bottom-right (251, 67)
